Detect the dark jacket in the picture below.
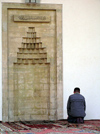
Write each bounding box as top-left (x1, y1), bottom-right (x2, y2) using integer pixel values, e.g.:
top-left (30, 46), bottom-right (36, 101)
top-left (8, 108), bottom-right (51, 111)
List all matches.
top-left (67, 93), bottom-right (86, 117)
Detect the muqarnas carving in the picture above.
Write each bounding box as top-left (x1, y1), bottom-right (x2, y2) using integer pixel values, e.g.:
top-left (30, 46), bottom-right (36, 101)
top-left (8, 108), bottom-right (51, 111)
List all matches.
top-left (14, 27), bottom-right (50, 121)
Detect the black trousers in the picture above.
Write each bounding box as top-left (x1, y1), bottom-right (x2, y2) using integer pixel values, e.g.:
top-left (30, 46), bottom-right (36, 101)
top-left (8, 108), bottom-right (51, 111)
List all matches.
top-left (67, 115), bottom-right (84, 123)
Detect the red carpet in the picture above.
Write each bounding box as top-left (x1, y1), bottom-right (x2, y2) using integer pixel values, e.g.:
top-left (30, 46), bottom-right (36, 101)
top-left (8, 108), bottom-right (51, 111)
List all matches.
top-left (0, 120), bottom-right (100, 133)
top-left (57, 120), bottom-right (100, 131)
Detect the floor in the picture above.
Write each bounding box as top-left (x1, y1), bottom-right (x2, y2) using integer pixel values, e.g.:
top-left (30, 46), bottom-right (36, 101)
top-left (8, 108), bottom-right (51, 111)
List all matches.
top-left (0, 120), bottom-right (100, 134)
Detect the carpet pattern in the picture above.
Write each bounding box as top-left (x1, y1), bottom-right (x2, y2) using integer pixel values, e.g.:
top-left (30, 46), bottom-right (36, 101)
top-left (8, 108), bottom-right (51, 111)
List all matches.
top-left (0, 120), bottom-right (100, 134)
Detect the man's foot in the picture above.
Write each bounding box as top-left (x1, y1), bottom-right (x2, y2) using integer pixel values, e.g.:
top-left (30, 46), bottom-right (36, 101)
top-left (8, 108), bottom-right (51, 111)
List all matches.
top-left (76, 118), bottom-right (84, 123)
top-left (79, 118), bottom-right (84, 123)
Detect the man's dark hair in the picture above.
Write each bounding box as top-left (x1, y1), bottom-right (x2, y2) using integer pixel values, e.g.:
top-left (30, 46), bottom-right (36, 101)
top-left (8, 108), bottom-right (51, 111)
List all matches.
top-left (74, 87), bottom-right (80, 93)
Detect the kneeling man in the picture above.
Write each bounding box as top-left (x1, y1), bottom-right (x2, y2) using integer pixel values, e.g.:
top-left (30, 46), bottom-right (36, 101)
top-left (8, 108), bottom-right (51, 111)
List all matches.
top-left (67, 87), bottom-right (86, 123)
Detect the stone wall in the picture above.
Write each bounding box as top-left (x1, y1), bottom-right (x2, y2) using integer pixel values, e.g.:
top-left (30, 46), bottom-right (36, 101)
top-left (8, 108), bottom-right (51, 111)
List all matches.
top-left (2, 3), bottom-right (63, 122)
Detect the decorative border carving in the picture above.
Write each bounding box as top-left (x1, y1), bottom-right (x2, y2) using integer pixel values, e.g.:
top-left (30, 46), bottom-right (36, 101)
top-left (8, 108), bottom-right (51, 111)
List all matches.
top-left (14, 15), bottom-right (51, 22)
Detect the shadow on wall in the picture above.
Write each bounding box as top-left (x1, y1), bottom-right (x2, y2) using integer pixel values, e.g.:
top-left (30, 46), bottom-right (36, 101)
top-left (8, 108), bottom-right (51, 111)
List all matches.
top-left (25, 0), bottom-right (41, 3)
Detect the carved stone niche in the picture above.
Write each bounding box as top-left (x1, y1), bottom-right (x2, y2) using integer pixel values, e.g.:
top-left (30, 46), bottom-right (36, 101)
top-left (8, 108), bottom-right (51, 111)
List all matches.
top-left (2, 3), bottom-right (63, 122)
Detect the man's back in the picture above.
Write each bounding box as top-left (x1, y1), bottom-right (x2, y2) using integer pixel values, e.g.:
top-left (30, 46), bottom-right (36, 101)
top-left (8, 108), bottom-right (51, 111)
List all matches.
top-left (67, 93), bottom-right (86, 117)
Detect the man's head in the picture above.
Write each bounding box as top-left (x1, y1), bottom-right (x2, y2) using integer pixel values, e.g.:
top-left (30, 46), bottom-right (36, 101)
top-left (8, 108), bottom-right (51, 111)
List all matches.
top-left (74, 87), bottom-right (80, 93)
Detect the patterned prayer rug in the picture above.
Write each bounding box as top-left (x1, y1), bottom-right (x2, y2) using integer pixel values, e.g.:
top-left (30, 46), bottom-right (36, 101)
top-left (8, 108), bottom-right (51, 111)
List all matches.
top-left (57, 119), bottom-right (100, 131)
top-left (0, 120), bottom-right (100, 134)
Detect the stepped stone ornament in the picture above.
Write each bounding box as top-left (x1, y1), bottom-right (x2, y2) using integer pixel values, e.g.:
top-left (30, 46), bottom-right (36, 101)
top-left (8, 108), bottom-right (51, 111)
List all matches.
top-left (2, 3), bottom-right (63, 122)
top-left (14, 27), bottom-right (49, 65)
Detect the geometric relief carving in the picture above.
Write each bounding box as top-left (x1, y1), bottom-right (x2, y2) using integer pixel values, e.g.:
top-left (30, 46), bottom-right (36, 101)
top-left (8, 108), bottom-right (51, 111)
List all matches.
top-left (14, 27), bottom-right (50, 121)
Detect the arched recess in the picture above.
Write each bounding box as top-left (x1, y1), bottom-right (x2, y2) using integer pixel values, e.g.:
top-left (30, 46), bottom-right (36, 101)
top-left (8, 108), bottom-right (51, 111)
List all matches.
top-left (13, 27), bottom-right (50, 121)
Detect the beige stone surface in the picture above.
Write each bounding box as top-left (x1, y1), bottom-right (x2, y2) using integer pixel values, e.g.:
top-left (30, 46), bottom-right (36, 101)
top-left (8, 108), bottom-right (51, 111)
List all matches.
top-left (2, 3), bottom-right (63, 122)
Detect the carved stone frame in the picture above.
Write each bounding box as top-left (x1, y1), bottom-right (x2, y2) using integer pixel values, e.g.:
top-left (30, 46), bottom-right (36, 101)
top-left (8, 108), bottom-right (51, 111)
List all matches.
top-left (2, 3), bottom-right (63, 122)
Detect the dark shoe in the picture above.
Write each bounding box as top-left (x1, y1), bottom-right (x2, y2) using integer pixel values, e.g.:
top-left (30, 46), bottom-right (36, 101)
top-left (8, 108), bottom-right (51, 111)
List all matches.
top-left (79, 118), bottom-right (84, 123)
top-left (76, 118), bottom-right (84, 123)
top-left (76, 118), bottom-right (80, 123)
